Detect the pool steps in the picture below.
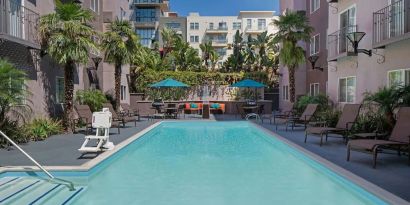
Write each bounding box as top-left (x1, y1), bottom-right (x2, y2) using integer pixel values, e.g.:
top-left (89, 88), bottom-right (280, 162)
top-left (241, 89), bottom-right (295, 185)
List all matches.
top-left (0, 177), bottom-right (86, 205)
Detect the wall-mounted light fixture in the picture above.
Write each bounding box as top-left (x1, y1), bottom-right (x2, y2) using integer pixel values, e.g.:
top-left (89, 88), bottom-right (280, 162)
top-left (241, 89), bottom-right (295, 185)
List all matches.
top-left (346, 32), bottom-right (372, 57)
top-left (307, 55), bottom-right (324, 71)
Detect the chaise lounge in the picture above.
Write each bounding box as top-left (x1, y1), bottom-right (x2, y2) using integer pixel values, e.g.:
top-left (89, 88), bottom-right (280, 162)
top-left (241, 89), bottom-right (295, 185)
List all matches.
top-left (305, 104), bottom-right (361, 146)
top-left (281, 104), bottom-right (318, 131)
top-left (347, 107), bottom-right (410, 168)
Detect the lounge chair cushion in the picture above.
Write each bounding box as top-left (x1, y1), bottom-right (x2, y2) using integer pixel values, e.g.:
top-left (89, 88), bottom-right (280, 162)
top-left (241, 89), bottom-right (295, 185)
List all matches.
top-left (185, 103), bottom-right (191, 109)
top-left (190, 103), bottom-right (198, 108)
top-left (306, 127), bottom-right (345, 135)
top-left (348, 139), bottom-right (405, 151)
top-left (211, 103), bottom-right (220, 109)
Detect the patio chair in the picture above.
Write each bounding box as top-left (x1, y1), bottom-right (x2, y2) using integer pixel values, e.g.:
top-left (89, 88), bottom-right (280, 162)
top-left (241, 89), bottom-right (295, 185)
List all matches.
top-left (280, 104), bottom-right (319, 131)
top-left (347, 107), bottom-right (410, 168)
top-left (305, 104), bottom-right (361, 146)
top-left (120, 103), bottom-right (140, 121)
top-left (73, 105), bottom-right (93, 134)
top-left (261, 103), bottom-right (295, 124)
top-left (104, 103), bottom-right (137, 127)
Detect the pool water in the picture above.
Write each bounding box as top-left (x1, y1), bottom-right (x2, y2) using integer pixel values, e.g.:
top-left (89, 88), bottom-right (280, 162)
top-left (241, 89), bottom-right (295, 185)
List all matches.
top-left (70, 122), bottom-right (386, 205)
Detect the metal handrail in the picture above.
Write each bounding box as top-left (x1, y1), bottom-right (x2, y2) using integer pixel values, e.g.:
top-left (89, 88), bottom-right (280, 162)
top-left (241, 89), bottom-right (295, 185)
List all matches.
top-left (0, 130), bottom-right (75, 191)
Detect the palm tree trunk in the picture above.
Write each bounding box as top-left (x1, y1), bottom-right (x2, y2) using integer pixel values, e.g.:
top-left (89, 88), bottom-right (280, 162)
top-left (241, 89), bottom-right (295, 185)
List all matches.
top-left (114, 63), bottom-right (122, 111)
top-left (63, 60), bottom-right (75, 132)
top-left (288, 66), bottom-right (296, 103)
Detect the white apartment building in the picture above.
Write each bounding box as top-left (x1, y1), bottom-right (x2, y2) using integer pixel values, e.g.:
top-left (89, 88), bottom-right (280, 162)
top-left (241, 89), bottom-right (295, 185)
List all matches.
top-left (186, 11), bottom-right (278, 67)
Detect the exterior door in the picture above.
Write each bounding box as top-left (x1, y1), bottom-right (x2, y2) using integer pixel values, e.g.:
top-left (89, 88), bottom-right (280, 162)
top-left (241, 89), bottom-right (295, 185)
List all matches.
top-left (339, 6), bottom-right (356, 53)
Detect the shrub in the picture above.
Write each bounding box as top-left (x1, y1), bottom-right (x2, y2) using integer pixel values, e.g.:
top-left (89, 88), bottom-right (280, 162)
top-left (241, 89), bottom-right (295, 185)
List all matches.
top-left (76, 89), bottom-right (107, 112)
top-left (25, 118), bottom-right (63, 141)
top-left (316, 109), bottom-right (341, 127)
top-left (0, 118), bottom-right (28, 148)
top-left (295, 94), bottom-right (330, 114)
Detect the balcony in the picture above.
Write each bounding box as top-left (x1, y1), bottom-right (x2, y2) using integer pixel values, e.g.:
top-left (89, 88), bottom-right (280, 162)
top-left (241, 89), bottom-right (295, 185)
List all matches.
top-left (0, 0), bottom-right (40, 49)
top-left (210, 39), bottom-right (228, 47)
top-left (206, 27), bottom-right (228, 34)
top-left (327, 25), bottom-right (357, 61)
top-left (245, 26), bottom-right (265, 34)
top-left (134, 18), bottom-right (158, 28)
top-left (373, 0), bottom-right (410, 48)
top-left (133, 0), bottom-right (169, 10)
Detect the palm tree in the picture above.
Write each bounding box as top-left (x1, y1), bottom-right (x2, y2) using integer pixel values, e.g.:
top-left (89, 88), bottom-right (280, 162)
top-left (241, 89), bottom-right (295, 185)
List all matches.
top-left (243, 35), bottom-right (256, 71)
top-left (161, 28), bottom-right (179, 58)
top-left (101, 19), bottom-right (139, 111)
top-left (272, 9), bottom-right (313, 102)
top-left (0, 59), bottom-right (30, 125)
top-left (39, 1), bottom-right (98, 131)
top-left (170, 37), bottom-right (201, 71)
top-left (253, 31), bottom-right (273, 71)
top-left (199, 41), bottom-right (214, 68)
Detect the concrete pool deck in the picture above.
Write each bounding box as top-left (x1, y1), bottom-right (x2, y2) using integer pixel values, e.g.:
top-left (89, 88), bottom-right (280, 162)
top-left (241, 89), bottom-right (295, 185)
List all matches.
top-left (0, 115), bottom-right (409, 203)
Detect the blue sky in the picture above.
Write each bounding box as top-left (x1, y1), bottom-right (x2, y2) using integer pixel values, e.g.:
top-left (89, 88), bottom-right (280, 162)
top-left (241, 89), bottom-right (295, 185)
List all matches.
top-left (171, 0), bottom-right (280, 16)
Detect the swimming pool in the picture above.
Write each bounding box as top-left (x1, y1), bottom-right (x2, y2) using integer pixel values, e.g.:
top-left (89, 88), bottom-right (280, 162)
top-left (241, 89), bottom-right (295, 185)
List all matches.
top-left (0, 122), bottom-right (392, 204)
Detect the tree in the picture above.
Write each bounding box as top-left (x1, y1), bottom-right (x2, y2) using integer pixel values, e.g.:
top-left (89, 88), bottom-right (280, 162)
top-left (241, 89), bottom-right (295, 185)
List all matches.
top-left (272, 9), bottom-right (313, 102)
top-left (102, 19), bottom-right (139, 111)
top-left (231, 30), bottom-right (245, 71)
top-left (253, 31), bottom-right (273, 71)
top-left (0, 59), bottom-right (30, 125)
top-left (199, 41), bottom-right (214, 68)
top-left (170, 37), bottom-right (201, 71)
top-left (39, 1), bottom-right (98, 131)
top-left (160, 28), bottom-right (179, 58)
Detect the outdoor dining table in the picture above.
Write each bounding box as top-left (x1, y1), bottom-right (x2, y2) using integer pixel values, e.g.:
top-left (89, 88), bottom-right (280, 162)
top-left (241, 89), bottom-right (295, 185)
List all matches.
top-left (242, 105), bottom-right (259, 115)
top-left (164, 107), bottom-right (178, 119)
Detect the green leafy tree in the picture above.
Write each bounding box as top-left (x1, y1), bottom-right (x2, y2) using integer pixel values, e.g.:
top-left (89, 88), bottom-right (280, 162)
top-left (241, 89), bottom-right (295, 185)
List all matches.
top-left (102, 19), bottom-right (139, 111)
top-left (253, 31), bottom-right (273, 71)
top-left (0, 59), bottom-right (30, 125)
top-left (170, 37), bottom-right (201, 71)
top-left (199, 41), bottom-right (213, 68)
top-left (272, 9), bottom-right (313, 102)
top-left (161, 28), bottom-right (179, 58)
top-left (39, 1), bottom-right (98, 130)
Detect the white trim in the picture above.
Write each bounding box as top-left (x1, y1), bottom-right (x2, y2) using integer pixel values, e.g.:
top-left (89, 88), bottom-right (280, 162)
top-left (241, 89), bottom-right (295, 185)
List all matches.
top-left (387, 68), bottom-right (410, 87)
top-left (310, 33), bottom-right (320, 56)
top-left (309, 83), bottom-right (320, 96)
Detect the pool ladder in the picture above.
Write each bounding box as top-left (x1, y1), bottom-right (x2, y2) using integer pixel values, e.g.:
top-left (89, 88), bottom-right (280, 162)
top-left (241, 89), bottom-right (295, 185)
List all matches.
top-left (0, 131), bottom-right (76, 191)
top-left (245, 113), bottom-right (261, 122)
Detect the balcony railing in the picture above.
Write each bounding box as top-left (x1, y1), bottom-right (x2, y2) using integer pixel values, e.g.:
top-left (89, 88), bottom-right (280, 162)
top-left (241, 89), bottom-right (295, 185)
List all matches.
top-left (373, 0), bottom-right (410, 48)
top-left (206, 27), bottom-right (228, 32)
top-left (134, 0), bottom-right (163, 4)
top-left (210, 39), bottom-right (228, 45)
top-left (327, 25), bottom-right (357, 61)
top-left (0, 0), bottom-right (39, 48)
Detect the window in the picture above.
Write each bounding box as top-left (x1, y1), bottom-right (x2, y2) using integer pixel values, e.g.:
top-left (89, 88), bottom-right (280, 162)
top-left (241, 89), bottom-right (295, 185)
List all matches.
top-left (257, 19), bottom-right (266, 30)
top-left (136, 28), bottom-right (155, 46)
top-left (246, 19), bottom-right (252, 29)
top-left (121, 85), bottom-right (127, 101)
top-left (233, 22), bottom-right (242, 30)
top-left (388, 69), bottom-right (410, 87)
top-left (215, 48), bottom-right (226, 57)
top-left (190, 22), bottom-right (199, 30)
top-left (219, 22), bottom-right (227, 29)
top-left (339, 76), bottom-right (356, 103)
top-left (310, 34), bottom-right (320, 55)
top-left (190, 35), bottom-right (199, 43)
top-left (56, 77), bottom-right (64, 104)
top-left (120, 7), bottom-right (126, 20)
top-left (209, 22), bottom-right (214, 30)
top-left (166, 22), bottom-right (181, 30)
top-left (310, 0), bottom-right (320, 13)
top-left (282, 85), bottom-right (289, 101)
top-left (310, 83), bottom-right (320, 96)
top-left (136, 7), bottom-right (157, 22)
top-left (90, 0), bottom-right (99, 14)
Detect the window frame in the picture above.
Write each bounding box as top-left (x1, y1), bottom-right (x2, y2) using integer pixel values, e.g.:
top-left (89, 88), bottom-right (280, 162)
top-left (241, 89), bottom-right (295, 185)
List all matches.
top-left (309, 83), bottom-right (320, 96)
top-left (56, 77), bottom-right (65, 104)
top-left (338, 76), bottom-right (356, 103)
top-left (310, 33), bottom-right (320, 55)
top-left (257, 19), bottom-right (266, 30)
top-left (310, 0), bottom-right (320, 14)
top-left (120, 85), bottom-right (127, 101)
top-left (387, 68), bottom-right (410, 87)
top-left (282, 85), bottom-right (289, 101)
top-left (90, 0), bottom-right (100, 14)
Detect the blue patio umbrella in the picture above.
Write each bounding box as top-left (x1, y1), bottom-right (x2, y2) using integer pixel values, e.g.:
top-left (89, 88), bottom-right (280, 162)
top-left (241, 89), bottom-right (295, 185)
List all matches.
top-left (149, 78), bottom-right (189, 88)
top-left (229, 79), bottom-right (266, 88)
top-left (230, 79), bottom-right (266, 101)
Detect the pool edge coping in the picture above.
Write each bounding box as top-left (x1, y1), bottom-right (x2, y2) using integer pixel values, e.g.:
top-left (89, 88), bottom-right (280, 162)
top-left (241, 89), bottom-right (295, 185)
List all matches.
top-left (252, 122), bottom-right (410, 205)
top-left (0, 121), bottom-right (163, 173)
